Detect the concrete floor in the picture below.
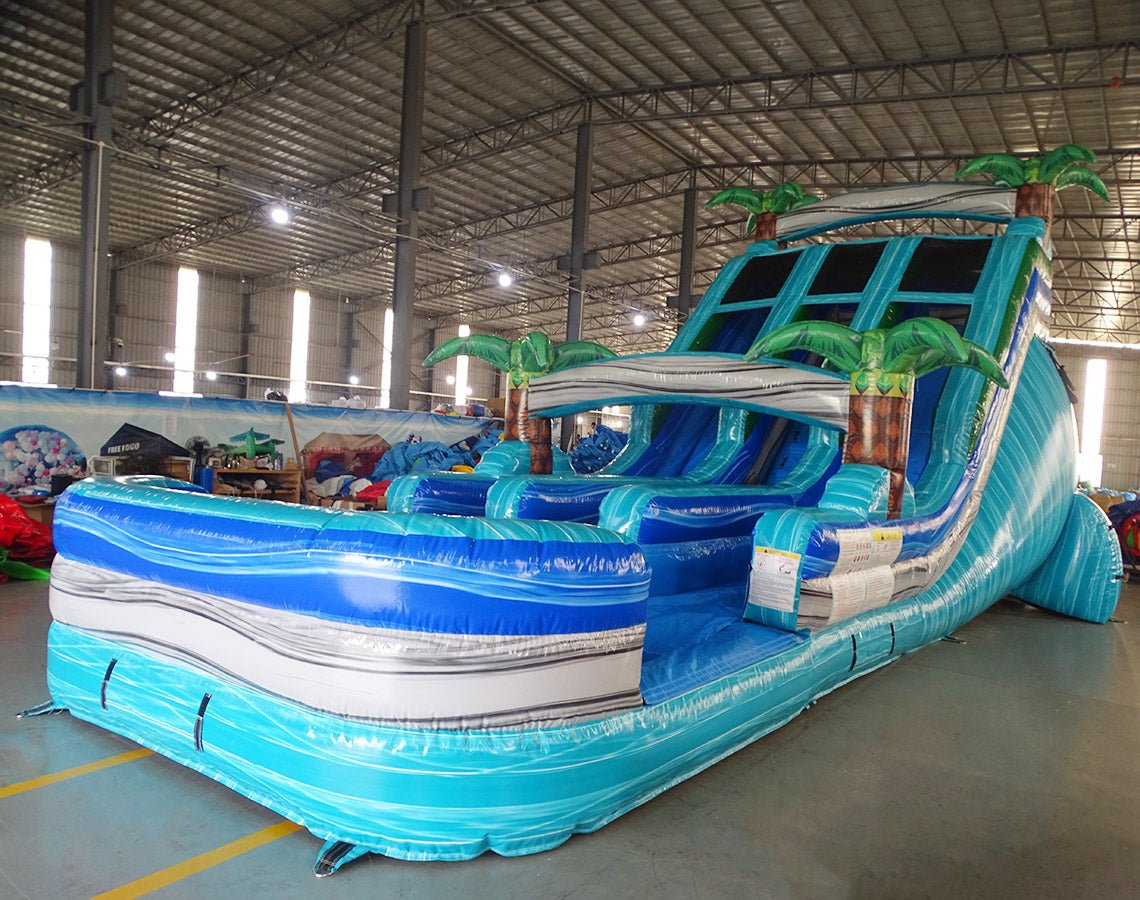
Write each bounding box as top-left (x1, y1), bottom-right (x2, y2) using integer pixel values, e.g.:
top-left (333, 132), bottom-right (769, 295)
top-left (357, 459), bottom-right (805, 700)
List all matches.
top-left (1, 579), bottom-right (1138, 899)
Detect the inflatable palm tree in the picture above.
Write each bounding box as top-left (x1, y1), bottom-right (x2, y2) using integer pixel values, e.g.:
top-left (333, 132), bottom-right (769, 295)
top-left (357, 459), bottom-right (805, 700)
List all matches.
top-left (955, 143), bottom-right (1109, 231)
top-left (745, 318), bottom-right (1009, 519)
top-left (705, 182), bottom-right (819, 242)
top-left (424, 331), bottom-right (615, 474)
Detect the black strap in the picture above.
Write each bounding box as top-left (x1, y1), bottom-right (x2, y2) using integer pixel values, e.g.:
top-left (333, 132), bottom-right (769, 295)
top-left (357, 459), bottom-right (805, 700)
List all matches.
top-left (889, 622), bottom-right (896, 656)
top-left (100, 659), bottom-right (118, 710)
top-left (193, 693), bottom-right (212, 751)
top-left (849, 634), bottom-right (858, 671)
top-left (314, 841), bottom-right (357, 877)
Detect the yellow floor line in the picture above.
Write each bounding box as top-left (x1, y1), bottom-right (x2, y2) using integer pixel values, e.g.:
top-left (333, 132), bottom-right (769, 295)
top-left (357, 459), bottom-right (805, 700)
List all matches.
top-left (0, 748), bottom-right (154, 800)
top-left (92, 820), bottom-right (305, 900)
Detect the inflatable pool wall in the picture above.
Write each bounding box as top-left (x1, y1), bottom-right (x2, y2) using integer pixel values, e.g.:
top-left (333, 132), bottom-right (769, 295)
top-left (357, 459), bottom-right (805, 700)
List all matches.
top-left (40, 187), bottom-right (1122, 870)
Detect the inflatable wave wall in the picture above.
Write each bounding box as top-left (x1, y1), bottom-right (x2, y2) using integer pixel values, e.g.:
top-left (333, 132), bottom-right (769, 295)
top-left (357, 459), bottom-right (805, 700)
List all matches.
top-left (38, 188), bottom-right (1122, 871)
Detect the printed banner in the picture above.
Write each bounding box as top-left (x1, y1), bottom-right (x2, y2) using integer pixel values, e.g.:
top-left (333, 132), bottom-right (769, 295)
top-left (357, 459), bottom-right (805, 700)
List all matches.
top-left (0, 386), bottom-right (493, 492)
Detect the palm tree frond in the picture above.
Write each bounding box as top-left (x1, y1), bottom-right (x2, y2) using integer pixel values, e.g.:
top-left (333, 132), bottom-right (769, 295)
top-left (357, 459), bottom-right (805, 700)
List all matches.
top-left (882, 318), bottom-right (967, 373)
top-left (516, 331), bottom-right (555, 373)
top-left (744, 321), bottom-right (863, 374)
top-left (705, 187), bottom-right (767, 216)
top-left (962, 344), bottom-right (1009, 387)
top-left (1053, 166), bottom-right (1110, 202)
top-left (882, 318), bottom-right (1007, 385)
top-left (423, 334), bottom-right (511, 371)
top-left (955, 154), bottom-right (1027, 187)
top-left (768, 182), bottom-right (810, 214)
top-left (1038, 144), bottom-right (1097, 184)
top-left (551, 340), bottom-right (617, 371)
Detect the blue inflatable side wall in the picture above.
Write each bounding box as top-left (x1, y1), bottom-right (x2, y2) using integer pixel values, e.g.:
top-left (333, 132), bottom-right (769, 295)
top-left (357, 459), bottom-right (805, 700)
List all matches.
top-left (1011, 492), bottom-right (1123, 623)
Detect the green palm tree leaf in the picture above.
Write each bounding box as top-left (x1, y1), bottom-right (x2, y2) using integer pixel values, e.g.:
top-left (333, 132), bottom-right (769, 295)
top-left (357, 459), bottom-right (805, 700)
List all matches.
top-left (955, 154), bottom-right (1027, 187)
top-left (551, 340), bottom-right (617, 371)
top-left (790, 193), bottom-right (821, 209)
top-left (882, 317), bottom-right (1008, 385)
top-left (745, 212), bottom-right (758, 233)
top-left (423, 334), bottom-right (511, 371)
top-left (767, 182), bottom-right (805, 213)
top-left (1053, 165), bottom-right (1110, 201)
top-left (517, 331), bottom-right (555, 373)
top-left (1038, 144), bottom-right (1097, 184)
top-left (705, 187), bottom-right (767, 216)
top-left (962, 344), bottom-right (1010, 387)
top-left (744, 321), bottom-right (863, 373)
top-left (882, 318), bottom-right (968, 374)
top-left (884, 346), bottom-right (941, 376)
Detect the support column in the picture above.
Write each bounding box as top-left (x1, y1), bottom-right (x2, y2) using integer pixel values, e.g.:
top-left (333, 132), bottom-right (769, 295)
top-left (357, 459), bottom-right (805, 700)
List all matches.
top-left (558, 122), bottom-right (595, 449)
top-left (75, 0), bottom-right (117, 389)
top-left (667, 184), bottom-right (703, 316)
top-left (388, 20), bottom-right (426, 411)
top-left (338, 305), bottom-right (355, 391)
top-left (564, 122), bottom-right (593, 345)
top-left (238, 290), bottom-right (253, 398)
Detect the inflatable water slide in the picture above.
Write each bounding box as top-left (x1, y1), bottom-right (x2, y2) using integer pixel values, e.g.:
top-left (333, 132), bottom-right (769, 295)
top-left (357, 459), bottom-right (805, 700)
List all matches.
top-left (36, 181), bottom-right (1122, 872)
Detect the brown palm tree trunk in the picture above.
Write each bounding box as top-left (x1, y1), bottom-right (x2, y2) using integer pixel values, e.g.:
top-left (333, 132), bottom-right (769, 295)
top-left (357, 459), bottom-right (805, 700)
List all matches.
top-left (753, 211), bottom-right (777, 242)
top-left (1015, 183), bottom-right (1054, 234)
top-left (515, 387), bottom-right (552, 474)
top-left (503, 386), bottom-right (524, 441)
top-left (843, 371), bottom-right (914, 520)
top-left (528, 416), bottom-right (553, 475)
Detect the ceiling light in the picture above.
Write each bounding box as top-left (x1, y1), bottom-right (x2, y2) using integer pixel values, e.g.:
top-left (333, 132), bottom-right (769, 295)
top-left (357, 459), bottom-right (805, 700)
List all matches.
top-left (349, 375), bottom-right (360, 386)
top-left (205, 370), bottom-right (218, 381)
top-left (445, 374), bottom-right (456, 385)
top-left (632, 313), bottom-right (647, 327)
top-left (497, 271), bottom-right (513, 288)
top-left (114, 366), bottom-right (127, 377)
top-left (269, 205), bottom-right (291, 225)
top-left (163, 351), bottom-right (176, 363)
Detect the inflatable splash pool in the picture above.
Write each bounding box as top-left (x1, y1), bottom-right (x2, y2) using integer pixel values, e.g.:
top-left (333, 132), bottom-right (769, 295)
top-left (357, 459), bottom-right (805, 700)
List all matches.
top-left (37, 184), bottom-right (1122, 871)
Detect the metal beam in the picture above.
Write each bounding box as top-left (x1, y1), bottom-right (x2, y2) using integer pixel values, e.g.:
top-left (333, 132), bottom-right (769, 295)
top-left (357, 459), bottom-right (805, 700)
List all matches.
top-left (422, 41), bottom-right (1137, 169)
top-left (18, 37), bottom-right (1128, 263)
top-left (75, 0), bottom-right (117, 389)
top-left (244, 150), bottom-right (1138, 292)
top-left (389, 19), bottom-right (426, 411)
top-left (2, 1), bottom-right (418, 209)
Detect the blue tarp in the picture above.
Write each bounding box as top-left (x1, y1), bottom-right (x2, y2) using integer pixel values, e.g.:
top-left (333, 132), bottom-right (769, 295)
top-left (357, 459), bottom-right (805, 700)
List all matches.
top-left (570, 425), bottom-right (628, 474)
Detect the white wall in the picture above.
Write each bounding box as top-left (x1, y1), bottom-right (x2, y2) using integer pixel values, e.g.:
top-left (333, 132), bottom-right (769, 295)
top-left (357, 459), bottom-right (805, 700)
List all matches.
top-left (0, 228), bottom-right (460, 410)
top-left (1053, 345), bottom-right (1140, 492)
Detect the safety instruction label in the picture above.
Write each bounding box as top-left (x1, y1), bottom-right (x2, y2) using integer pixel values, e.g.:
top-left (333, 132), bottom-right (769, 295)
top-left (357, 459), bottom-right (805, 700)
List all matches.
top-left (827, 566), bottom-right (896, 621)
top-left (833, 526), bottom-right (903, 573)
top-left (747, 547), bottom-right (801, 613)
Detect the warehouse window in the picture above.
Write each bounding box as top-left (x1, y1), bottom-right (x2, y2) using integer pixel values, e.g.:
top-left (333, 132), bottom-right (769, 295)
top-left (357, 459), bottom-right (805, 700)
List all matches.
top-left (289, 289), bottom-right (311, 403)
top-left (1078, 358), bottom-right (1108, 485)
top-left (21, 238), bottom-right (52, 384)
top-left (172, 267), bottom-right (199, 394)
top-left (454, 324), bottom-right (470, 407)
top-left (379, 308), bottom-right (394, 408)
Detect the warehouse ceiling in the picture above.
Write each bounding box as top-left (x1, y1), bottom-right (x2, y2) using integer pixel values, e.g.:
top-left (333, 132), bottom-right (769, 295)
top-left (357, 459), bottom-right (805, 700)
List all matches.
top-left (1, 0), bottom-right (1138, 354)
